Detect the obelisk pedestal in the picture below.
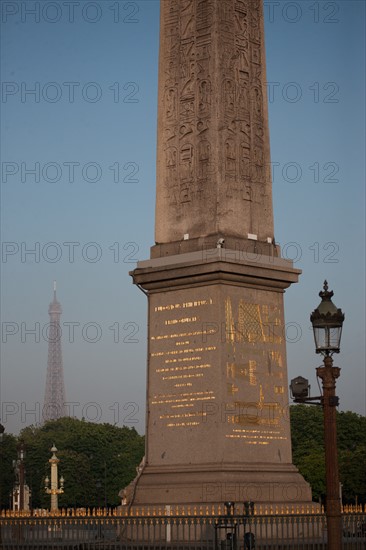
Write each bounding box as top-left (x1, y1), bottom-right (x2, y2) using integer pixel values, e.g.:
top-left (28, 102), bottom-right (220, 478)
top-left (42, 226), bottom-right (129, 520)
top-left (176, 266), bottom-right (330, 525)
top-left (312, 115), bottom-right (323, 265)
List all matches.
top-left (128, 249), bottom-right (312, 507)
top-left (122, 0), bottom-right (314, 509)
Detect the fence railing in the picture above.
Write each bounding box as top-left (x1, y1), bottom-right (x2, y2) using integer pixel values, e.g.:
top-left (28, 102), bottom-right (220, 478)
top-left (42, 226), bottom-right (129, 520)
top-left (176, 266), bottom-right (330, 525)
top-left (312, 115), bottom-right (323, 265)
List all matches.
top-left (0, 511), bottom-right (365, 549)
top-left (2, 503), bottom-right (365, 518)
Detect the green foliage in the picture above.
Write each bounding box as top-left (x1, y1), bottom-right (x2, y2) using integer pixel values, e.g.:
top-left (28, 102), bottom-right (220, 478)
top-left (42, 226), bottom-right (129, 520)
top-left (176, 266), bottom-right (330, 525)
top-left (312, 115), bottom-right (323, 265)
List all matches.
top-left (2, 409), bottom-right (365, 509)
top-left (8, 418), bottom-right (144, 508)
top-left (290, 405), bottom-right (366, 503)
top-left (0, 433), bottom-right (18, 508)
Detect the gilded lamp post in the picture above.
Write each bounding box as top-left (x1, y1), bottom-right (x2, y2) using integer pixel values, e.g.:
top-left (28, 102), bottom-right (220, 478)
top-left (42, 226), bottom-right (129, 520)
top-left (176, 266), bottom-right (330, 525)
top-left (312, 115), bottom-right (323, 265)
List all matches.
top-left (290, 281), bottom-right (344, 549)
top-left (45, 445), bottom-right (64, 512)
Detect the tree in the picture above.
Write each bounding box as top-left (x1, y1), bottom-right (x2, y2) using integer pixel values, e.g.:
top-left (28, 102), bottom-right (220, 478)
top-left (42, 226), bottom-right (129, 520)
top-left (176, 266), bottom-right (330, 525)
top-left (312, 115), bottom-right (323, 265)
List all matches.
top-left (0, 433), bottom-right (18, 508)
top-left (18, 418), bottom-right (144, 508)
top-left (3, 408), bottom-right (365, 509)
top-left (290, 405), bottom-right (366, 504)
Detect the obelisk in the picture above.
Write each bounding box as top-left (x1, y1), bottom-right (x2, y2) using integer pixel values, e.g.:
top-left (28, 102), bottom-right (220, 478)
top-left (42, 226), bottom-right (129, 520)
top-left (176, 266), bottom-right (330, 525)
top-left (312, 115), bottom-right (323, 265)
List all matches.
top-left (126, 0), bottom-right (313, 508)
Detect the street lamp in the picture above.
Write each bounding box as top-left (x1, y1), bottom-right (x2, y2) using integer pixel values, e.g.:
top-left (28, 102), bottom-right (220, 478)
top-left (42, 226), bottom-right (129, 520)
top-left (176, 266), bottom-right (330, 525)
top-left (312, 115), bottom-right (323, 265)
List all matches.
top-left (17, 442), bottom-right (26, 512)
top-left (44, 445), bottom-right (65, 513)
top-left (0, 422), bottom-right (5, 545)
top-left (311, 281), bottom-right (344, 550)
top-left (290, 281), bottom-right (344, 550)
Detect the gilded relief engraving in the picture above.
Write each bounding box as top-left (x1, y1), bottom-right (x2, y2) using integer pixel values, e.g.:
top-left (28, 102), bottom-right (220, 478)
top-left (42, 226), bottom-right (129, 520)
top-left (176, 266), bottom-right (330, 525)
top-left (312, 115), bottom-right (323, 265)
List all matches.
top-left (224, 296), bottom-right (287, 444)
top-left (225, 297), bottom-right (283, 344)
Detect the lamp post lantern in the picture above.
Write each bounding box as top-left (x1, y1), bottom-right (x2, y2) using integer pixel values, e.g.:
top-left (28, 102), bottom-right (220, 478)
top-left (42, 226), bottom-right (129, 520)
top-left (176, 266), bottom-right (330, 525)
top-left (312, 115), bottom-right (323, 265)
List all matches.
top-left (45, 445), bottom-right (64, 513)
top-left (310, 280), bottom-right (344, 356)
top-left (290, 281), bottom-right (344, 550)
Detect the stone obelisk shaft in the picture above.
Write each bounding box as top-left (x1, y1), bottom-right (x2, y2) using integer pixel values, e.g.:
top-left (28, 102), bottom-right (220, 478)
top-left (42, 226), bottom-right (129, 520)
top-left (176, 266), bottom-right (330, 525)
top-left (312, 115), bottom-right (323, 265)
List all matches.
top-left (155, 0), bottom-right (273, 247)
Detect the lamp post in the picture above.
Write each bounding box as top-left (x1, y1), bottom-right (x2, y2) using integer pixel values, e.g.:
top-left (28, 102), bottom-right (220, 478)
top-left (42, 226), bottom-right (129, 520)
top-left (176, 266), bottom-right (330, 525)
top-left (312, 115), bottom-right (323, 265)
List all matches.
top-left (311, 281), bottom-right (344, 549)
top-left (290, 281), bottom-right (344, 550)
top-left (17, 442), bottom-right (26, 512)
top-left (0, 422), bottom-right (4, 511)
top-left (0, 422), bottom-right (5, 545)
top-left (44, 445), bottom-right (64, 513)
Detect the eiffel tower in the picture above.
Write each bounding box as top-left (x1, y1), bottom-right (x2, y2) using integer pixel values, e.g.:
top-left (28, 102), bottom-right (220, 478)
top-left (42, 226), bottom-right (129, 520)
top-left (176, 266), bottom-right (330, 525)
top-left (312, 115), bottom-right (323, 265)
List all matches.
top-left (43, 282), bottom-right (67, 422)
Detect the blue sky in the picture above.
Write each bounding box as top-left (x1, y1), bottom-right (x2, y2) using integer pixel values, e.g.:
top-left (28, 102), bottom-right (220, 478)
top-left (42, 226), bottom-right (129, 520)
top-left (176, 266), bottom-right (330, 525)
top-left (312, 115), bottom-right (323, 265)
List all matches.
top-left (1, 0), bottom-right (365, 435)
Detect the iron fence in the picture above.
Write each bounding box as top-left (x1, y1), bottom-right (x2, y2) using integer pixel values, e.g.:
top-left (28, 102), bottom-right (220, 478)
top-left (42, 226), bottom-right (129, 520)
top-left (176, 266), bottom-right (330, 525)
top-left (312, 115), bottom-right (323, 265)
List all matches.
top-left (0, 512), bottom-right (365, 549)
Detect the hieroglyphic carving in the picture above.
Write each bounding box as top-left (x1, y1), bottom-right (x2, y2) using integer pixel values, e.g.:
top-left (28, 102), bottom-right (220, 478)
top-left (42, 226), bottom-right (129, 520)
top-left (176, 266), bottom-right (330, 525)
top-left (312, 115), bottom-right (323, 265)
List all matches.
top-left (251, 42), bottom-right (261, 65)
top-left (252, 123), bottom-right (264, 182)
top-left (180, 41), bottom-right (195, 80)
top-left (251, 85), bottom-right (263, 121)
top-left (198, 80), bottom-right (211, 116)
top-left (164, 3), bottom-right (179, 85)
top-left (158, 0), bottom-right (272, 233)
top-left (180, 142), bottom-right (194, 183)
top-left (219, 0), bottom-right (234, 35)
top-left (240, 142), bottom-right (250, 181)
top-left (197, 119), bottom-right (209, 135)
top-left (198, 139), bottom-right (210, 180)
top-left (180, 0), bottom-right (195, 38)
top-left (166, 146), bottom-right (178, 172)
top-left (197, 0), bottom-right (213, 31)
top-left (165, 146), bottom-right (178, 204)
top-left (249, 0), bottom-right (261, 43)
top-left (237, 45), bottom-right (250, 73)
top-left (225, 138), bottom-right (236, 178)
top-left (223, 79), bottom-right (236, 116)
top-left (165, 87), bottom-right (178, 121)
top-left (237, 71), bottom-right (250, 116)
top-left (235, 1), bottom-right (248, 34)
top-left (218, 0), bottom-right (267, 200)
top-left (196, 31), bottom-right (211, 58)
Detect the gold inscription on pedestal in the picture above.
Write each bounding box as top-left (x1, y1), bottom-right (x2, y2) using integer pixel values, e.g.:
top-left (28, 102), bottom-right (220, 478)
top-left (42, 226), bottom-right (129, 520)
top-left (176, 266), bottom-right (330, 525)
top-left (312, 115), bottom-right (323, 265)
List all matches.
top-left (150, 295), bottom-right (216, 429)
top-left (154, 299), bottom-right (213, 312)
top-left (226, 428), bottom-right (288, 445)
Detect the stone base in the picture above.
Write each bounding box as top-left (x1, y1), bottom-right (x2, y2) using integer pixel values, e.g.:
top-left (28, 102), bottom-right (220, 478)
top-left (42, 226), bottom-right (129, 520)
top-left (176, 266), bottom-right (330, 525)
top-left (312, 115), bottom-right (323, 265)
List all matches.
top-left (126, 461), bottom-right (313, 509)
